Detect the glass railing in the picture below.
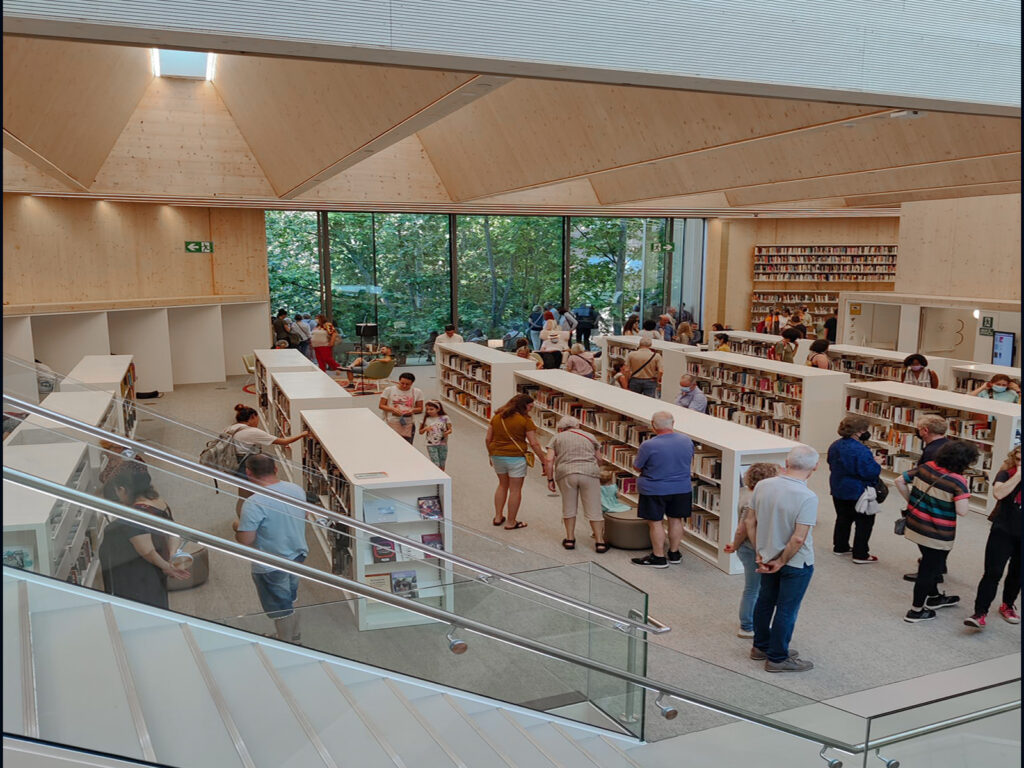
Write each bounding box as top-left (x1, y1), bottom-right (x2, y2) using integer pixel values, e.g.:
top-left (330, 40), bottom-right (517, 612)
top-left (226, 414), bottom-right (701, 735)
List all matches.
top-left (3, 353), bottom-right (660, 636)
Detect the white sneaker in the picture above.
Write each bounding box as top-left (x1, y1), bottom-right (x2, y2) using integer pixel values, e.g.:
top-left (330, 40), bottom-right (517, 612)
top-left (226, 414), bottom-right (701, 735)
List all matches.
top-left (737, 628), bottom-right (755, 639)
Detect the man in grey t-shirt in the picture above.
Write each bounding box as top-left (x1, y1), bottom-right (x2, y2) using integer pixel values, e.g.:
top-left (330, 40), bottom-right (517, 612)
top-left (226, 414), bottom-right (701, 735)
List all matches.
top-left (746, 445), bottom-right (819, 672)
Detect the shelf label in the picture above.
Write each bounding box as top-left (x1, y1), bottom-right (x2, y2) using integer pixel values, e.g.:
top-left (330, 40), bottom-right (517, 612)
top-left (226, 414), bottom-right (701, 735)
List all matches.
top-left (185, 241), bottom-right (214, 253)
top-left (354, 471), bottom-right (388, 479)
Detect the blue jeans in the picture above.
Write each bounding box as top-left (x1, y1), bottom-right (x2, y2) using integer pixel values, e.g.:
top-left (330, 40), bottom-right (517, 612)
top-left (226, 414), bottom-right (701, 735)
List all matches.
top-left (628, 378), bottom-right (658, 397)
top-left (736, 541), bottom-right (760, 632)
top-left (529, 330), bottom-right (542, 350)
top-left (753, 563), bottom-right (813, 663)
top-left (252, 554), bottom-right (306, 619)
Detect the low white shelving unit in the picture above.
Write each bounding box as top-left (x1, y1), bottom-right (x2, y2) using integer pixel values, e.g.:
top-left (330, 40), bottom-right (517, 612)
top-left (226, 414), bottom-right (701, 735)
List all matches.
top-left (60, 354), bottom-right (137, 437)
top-left (594, 335), bottom-right (690, 402)
top-left (682, 350), bottom-right (850, 449)
top-left (436, 342), bottom-right (534, 425)
top-left (268, 370), bottom-right (356, 469)
top-left (253, 348), bottom-right (318, 426)
top-left (827, 344), bottom-right (966, 389)
top-left (7, 390), bottom-right (120, 449)
top-left (3, 442), bottom-right (101, 587)
top-left (951, 362), bottom-right (1022, 394)
top-left (845, 381), bottom-right (1021, 515)
top-left (721, 331), bottom-right (813, 365)
top-left (513, 369), bottom-right (800, 573)
top-left (301, 408), bottom-right (454, 630)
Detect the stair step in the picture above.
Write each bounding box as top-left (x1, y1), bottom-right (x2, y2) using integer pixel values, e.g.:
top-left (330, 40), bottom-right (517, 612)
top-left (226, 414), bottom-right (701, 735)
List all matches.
top-left (526, 721), bottom-right (603, 768)
top-left (30, 602), bottom-right (144, 760)
top-left (271, 658), bottom-right (397, 768)
top-left (463, 707), bottom-right (560, 768)
top-left (116, 615), bottom-right (246, 768)
top-left (196, 632), bottom-right (327, 768)
top-left (345, 678), bottom-right (458, 768)
top-left (570, 734), bottom-right (642, 768)
top-left (405, 691), bottom-right (515, 768)
top-left (3, 579), bottom-right (24, 735)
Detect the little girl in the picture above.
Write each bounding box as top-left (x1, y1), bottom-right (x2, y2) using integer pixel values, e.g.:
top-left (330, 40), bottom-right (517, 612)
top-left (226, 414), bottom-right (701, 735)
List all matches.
top-left (723, 463), bottom-right (779, 639)
top-left (599, 465), bottom-right (630, 513)
top-left (419, 400), bottom-right (453, 470)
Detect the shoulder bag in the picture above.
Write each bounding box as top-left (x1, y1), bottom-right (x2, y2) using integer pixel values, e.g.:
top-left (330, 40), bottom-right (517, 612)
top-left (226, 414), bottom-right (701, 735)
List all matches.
top-left (895, 474), bottom-right (939, 535)
top-left (630, 352), bottom-right (657, 378)
top-left (501, 417), bottom-right (535, 468)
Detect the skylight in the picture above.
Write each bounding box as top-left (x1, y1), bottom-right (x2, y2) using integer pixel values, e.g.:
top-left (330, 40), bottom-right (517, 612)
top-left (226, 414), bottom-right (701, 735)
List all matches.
top-left (152, 49), bottom-right (216, 80)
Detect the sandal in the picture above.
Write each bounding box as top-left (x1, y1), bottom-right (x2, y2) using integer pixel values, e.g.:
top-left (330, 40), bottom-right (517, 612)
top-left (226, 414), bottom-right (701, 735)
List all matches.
top-left (504, 521), bottom-right (528, 530)
top-left (492, 516), bottom-right (506, 526)
top-left (562, 538), bottom-right (576, 550)
top-left (595, 543), bottom-right (609, 553)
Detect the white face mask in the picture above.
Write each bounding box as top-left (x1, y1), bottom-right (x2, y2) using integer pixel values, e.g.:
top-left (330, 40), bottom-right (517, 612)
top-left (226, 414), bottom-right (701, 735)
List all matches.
top-left (992, 385), bottom-right (1008, 393)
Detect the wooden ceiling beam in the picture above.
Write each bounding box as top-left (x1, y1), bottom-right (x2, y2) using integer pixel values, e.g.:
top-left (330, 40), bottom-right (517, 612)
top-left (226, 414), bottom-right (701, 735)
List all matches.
top-left (3, 130), bottom-right (88, 191)
top-left (843, 181), bottom-right (1022, 207)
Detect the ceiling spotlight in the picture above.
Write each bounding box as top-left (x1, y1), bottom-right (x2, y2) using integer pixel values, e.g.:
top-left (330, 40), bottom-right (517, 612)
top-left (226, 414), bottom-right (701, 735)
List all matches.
top-left (889, 109), bottom-right (922, 119)
top-left (972, 309), bottom-right (981, 319)
top-left (655, 692), bottom-right (678, 720)
top-left (446, 626), bottom-right (468, 655)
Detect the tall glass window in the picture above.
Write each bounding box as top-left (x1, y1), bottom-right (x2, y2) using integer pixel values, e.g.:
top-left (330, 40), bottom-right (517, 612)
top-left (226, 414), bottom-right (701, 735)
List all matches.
top-left (667, 218), bottom-right (706, 329)
top-left (265, 211), bottom-right (319, 314)
top-left (567, 217), bottom-right (644, 335)
top-left (455, 215), bottom-right (562, 338)
top-left (326, 212), bottom-right (376, 343)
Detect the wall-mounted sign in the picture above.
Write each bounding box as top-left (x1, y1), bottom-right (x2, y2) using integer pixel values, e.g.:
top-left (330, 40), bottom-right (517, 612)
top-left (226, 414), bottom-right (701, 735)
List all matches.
top-left (979, 327), bottom-right (994, 337)
top-left (849, 303), bottom-right (862, 316)
top-left (185, 241), bottom-right (214, 253)
top-left (981, 316), bottom-right (994, 329)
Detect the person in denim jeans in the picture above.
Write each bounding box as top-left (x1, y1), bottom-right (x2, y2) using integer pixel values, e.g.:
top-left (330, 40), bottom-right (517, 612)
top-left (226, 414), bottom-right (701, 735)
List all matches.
top-left (746, 446), bottom-right (820, 672)
top-left (723, 463), bottom-right (781, 638)
top-left (626, 337), bottom-right (662, 398)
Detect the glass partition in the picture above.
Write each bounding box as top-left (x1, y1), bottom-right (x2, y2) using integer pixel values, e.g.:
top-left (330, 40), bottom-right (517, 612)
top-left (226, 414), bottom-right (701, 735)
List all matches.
top-left (266, 210), bottom-right (320, 315)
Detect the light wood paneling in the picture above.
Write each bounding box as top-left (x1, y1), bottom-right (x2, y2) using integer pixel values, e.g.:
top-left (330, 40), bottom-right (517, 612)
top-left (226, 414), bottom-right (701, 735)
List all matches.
top-left (93, 78), bottom-right (276, 198)
top-left (2, 195), bottom-right (267, 311)
top-left (592, 112), bottom-right (1021, 204)
top-left (844, 182), bottom-right (1022, 207)
top-left (896, 194), bottom-right (1021, 300)
top-left (3, 131), bottom-right (88, 191)
top-left (2, 37), bottom-right (152, 186)
top-left (212, 55), bottom-right (475, 196)
top-left (725, 154), bottom-right (1021, 206)
top-left (1, 148), bottom-right (72, 193)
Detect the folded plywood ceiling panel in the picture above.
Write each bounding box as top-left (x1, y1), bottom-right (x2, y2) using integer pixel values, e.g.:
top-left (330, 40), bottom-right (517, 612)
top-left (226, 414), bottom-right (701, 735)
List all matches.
top-left (726, 153), bottom-right (1022, 206)
top-left (591, 112), bottom-right (1022, 204)
top-left (92, 77), bottom-right (276, 198)
top-left (2, 37), bottom-right (152, 188)
top-left (416, 79), bottom-right (885, 201)
top-left (212, 54), bottom-right (502, 198)
top-left (844, 181), bottom-right (1022, 207)
top-left (2, 149), bottom-right (73, 192)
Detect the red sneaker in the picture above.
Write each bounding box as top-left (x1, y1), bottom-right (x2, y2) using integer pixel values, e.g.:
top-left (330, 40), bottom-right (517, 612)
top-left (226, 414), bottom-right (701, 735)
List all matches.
top-left (963, 614), bottom-right (986, 629)
top-left (999, 604), bottom-right (1021, 624)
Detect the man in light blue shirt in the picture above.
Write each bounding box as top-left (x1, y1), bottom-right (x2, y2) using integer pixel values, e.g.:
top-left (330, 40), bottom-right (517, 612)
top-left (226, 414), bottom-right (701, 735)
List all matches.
top-left (674, 375), bottom-right (709, 414)
top-left (234, 453), bottom-right (309, 643)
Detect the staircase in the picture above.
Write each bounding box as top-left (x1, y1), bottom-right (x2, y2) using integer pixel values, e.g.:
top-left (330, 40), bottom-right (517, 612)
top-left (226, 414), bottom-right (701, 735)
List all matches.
top-left (4, 570), bottom-right (644, 768)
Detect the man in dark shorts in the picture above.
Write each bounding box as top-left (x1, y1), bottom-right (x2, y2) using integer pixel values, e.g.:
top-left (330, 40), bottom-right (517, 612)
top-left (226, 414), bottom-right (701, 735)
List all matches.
top-left (631, 411), bottom-right (694, 568)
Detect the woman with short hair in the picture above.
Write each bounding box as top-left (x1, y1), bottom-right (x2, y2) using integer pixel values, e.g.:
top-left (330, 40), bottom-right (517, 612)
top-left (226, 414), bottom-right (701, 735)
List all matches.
top-left (902, 353), bottom-right (939, 388)
top-left (805, 339), bottom-right (832, 369)
top-left (827, 414), bottom-right (883, 563)
top-left (543, 416), bottom-right (607, 552)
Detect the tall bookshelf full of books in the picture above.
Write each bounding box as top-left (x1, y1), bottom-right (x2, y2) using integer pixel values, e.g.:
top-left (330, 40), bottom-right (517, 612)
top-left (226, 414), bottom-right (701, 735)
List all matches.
top-left (61, 354), bottom-right (138, 437)
top-left (749, 244), bottom-right (897, 330)
top-left (301, 408), bottom-right (454, 630)
top-left (513, 369), bottom-right (798, 574)
top-left (682, 350), bottom-right (849, 449)
top-left (437, 342), bottom-right (534, 425)
top-left (253, 348), bottom-right (317, 426)
top-left (845, 381), bottom-right (1021, 516)
top-left (268, 369), bottom-right (354, 470)
top-left (595, 335), bottom-right (689, 400)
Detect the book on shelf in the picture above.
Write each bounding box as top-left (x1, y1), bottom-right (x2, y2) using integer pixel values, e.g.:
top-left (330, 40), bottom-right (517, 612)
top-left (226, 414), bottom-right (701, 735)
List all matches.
top-left (417, 495), bottom-right (443, 520)
top-left (420, 533), bottom-right (444, 557)
top-left (390, 570), bottom-right (419, 599)
top-left (370, 536), bottom-right (396, 563)
top-left (363, 573), bottom-right (393, 593)
top-left (396, 543), bottom-right (426, 561)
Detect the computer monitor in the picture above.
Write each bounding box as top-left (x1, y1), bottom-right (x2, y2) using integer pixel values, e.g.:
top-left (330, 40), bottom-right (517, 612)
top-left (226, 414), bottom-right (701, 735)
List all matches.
top-left (355, 323), bottom-right (378, 339)
top-left (992, 331), bottom-right (1016, 366)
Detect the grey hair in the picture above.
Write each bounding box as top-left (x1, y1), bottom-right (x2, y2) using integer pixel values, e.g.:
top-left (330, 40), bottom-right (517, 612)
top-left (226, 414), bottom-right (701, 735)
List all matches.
top-left (570, 343), bottom-right (585, 354)
top-left (638, 337), bottom-right (653, 347)
top-left (679, 374), bottom-right (696, 386)
top-left (651, 411), bottom-right (675, 430)
top-left (556, 415), bottom-right (581, 430)
top-left (785, 445), bottom-right (820, 471)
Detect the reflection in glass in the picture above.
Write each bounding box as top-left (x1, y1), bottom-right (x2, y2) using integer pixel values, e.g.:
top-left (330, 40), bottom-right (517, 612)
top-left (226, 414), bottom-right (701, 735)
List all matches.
top-left (266, 210), bottom-right (319, 315)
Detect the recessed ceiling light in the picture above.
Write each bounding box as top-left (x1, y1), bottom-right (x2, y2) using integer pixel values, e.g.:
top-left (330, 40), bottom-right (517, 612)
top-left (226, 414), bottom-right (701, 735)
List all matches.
top-left (150, 48), bottom-right (160, 77)
top-left (206, 53), bottom-right (217, 81)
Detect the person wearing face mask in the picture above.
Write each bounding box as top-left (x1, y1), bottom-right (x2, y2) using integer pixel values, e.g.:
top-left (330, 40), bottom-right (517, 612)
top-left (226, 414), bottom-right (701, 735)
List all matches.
top-left (674, 374), bottom-right (708, 413)
top-left (826, 415), bottom-right (883, 563)
top-left (972, 374), bottom-right (1021, 403)
top-left (902, 354), bottom-right (939, 388)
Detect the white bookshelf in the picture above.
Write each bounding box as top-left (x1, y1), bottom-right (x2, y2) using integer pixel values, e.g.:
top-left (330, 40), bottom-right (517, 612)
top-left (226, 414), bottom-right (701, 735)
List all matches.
top-left (594, 336), bottom-right (690, 401)
top-left (845, 381), bottom-right (1021, 515)
top-left (106, 309), bottom-right (174, 393)
top-left (61, 355), bottom-right (137, 437)
top-left (436, 342), bottom-right (534, 425)
top-left (253, 348), bottom-right (318, 426)
top-left (513, 369), bottom-right (800, 573)
top-left (3, 442), bottom-right (101, 586)
top-left (951, 363), bottom-right (1022, 395)
top-left (682, 350), bottom-right (849, 449)
top-left (721, 331), bottom-right (813, 365)
top-left (6, 390), bottom-right (119, 454)
top-left (301, 408), bottom-right (454, 631)
top-left (268, 370), bottom-right (356, 469)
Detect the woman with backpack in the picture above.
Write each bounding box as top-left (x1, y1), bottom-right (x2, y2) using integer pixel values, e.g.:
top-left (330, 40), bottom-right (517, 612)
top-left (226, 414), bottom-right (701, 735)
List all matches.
top-left (223, 405), bottom-right (308, 510)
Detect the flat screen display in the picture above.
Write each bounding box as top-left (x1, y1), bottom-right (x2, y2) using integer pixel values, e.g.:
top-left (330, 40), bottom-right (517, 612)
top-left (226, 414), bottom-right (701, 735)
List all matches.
top-left (992, 331), bottom-right (1016, 366)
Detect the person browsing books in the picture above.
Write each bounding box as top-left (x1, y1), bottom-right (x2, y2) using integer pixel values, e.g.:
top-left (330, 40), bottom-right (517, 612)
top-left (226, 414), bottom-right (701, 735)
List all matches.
top-left (379, 372), bottom-right (424, 444)
top-left (626, 337), bottom-right (662, 397)
top-left (419, 400), bottom-right (453, 470)
top-left (674, 374), bottom-right (708, 414)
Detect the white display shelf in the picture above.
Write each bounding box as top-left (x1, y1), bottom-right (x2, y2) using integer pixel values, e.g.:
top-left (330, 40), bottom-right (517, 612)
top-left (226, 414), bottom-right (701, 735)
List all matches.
top-left (301, 408), bottom-right (454, 631)
top-left (514, 369), bottom-right (799, 573)
top-left (253, 348), bottom-right (318, 427)
top-left (436, 342), bottom-right (534, 425)
top-left (3, 442), bottom-right (100, 586)
top-left (720, 330), bottom-right (813, 365)
top-left (682, 350), bottom-right (850, 449)
top-left (952, 363), bottom-right (1022, 394)
top-left (268, 370), bottom-right (356, 472)
top-left (61, 355), bottom-right (137, 437)
top-left (594, 336), bottom-right (690, 403)
top-left (6, 390), bottom-right (118, 451)
top-left (845, 380), bottom-right (1021, 515)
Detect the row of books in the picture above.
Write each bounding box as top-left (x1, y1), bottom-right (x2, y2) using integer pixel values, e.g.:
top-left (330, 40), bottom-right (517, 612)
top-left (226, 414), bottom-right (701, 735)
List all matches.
top-left (694, 452), bottom-right (723, 481)
top-left (688, 364), bottom-right (804, 398)
top-left (614, 471), bottom-right (638, 496)
top-left (303, 436), bottom-right (353, 513)
top-left (727, 341), bottom-right (776, 359)
top-left (685, 512), bottom-right (720, 545)
top-left (694, 483), bottom-right (721, 514)
top-left (442, 386), bottom-right (492, 419)
top-left (441, 371), bottom-right (490, 400)
top-left (753, 256), bottom-right (897, 265)
top-left (752, 291), bottom-right (839, 301)
top-left (834, 361), bottom-right (903, 382)
top-left (753, 266), bottom-right (897, 275)
top-left (709, 387), bottom-right (801, 421)
top-left (754, 246), bottom-right (897, 255)
top-left (369, 534), bottom-right (444, 564)
top-left (600, 442), bottom-right (638, 471)
top-left (363, 569), bottom-right (423, 599)
top-left (440, 354), bottom-right (491, 383)
top-left (754, 274), bottom-right (895, 283)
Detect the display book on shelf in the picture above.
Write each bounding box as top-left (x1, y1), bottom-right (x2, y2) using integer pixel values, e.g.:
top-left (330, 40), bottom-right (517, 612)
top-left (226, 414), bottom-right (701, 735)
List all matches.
top-left (300, 408), bottom-right (454, 630)
top-left (513, 369), bottom-right (799, 574)
top-left (845, 380), bottom-right (1021, 515)
top-left (59, 354), bottom-right (137, 437)
top-left (594, 335), bottom-right (690, 399)
top-left (268, 369), bottom-right (355, 471)
top-left (952, 362), bottom-right (1022, 394)
top-left (436, 342), bottom-right (534, 424)
top-left (682, 350), bottom-right (849, 449)
top-left (253, 348), bottom-right (317, 426)
top-left (3, 442), bottom-right (101, 587)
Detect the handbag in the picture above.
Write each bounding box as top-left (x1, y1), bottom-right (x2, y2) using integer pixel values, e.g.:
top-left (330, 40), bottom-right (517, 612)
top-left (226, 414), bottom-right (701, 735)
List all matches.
top-left (501, 417), bottom-right (535, 467)
top-left (874, 478), bottom-right (889, 504)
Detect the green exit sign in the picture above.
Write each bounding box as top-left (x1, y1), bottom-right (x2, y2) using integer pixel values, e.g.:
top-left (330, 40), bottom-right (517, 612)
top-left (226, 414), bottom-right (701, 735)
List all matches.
top-left (185, 241), bottom-right (214, 253)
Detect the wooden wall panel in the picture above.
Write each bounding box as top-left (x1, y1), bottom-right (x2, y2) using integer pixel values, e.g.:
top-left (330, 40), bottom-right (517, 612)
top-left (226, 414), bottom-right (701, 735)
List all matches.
top-left (2, 195), bottom-right (267, 312)
top-left (2, 37), bottom-right (152, 186)
top-left (418, 79), bottom-right (881, 201)
top-left (896, 194), bottom-right (1021, 300)
top-left (213, 55), bottom-right (475, 195)
top-left (592, 113), bottom-right (1021, 204)
top-left (1, 148), bottom-right (71, 192)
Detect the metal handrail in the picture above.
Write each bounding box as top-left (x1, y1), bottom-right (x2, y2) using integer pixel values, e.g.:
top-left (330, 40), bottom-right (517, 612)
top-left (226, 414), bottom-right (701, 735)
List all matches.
top-left (2, 392), bottom-right (666, 636)
top-left (5, 466), bottom-right (1019, 756)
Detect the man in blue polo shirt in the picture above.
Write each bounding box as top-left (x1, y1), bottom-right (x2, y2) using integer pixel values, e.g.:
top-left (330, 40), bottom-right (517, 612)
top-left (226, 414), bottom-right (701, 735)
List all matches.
top-left (631, 411), bottom-right (694, 568)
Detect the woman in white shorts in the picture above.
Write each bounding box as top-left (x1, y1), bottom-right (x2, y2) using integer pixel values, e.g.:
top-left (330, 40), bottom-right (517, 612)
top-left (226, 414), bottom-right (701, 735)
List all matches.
top-left (485, 394), bottom-right (546, 530)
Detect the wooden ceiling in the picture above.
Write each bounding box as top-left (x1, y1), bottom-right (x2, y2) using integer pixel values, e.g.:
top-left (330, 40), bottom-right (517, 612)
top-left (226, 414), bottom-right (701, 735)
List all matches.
top-left (3, 36), bottom-right (1020, 213)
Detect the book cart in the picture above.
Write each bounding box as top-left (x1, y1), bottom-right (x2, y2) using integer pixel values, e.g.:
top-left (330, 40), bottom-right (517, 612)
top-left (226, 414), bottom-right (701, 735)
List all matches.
top-left (267, 370), bottom-right (356, 473)
top-left (3, 442), bottom-right (101, 587)
top-left (300, 408), bottom-right (454, 630)
top-left (682, 350), bottom-right (849, 449)
top-left (513, 369), bottom-right (799, 574)
top-left (951, 362), bottom-right (1022, 394)
top-left (845, 381), bottom-right (1021, 516)
top-left (594, 335), bottom-right (690, 402)
top-left (253, 348), bottom-right (317, 426)
top-left (60, 354), bottom-right (138, 437)
top-left (436, 342), bottom-right (534, 425)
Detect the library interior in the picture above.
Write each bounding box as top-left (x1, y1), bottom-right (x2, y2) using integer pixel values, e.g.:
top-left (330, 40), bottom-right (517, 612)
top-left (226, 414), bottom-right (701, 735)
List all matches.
top-left (2, 5), bottom-right (1021, 768)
